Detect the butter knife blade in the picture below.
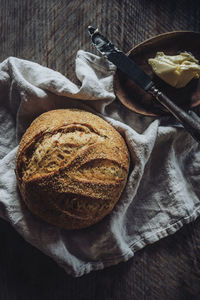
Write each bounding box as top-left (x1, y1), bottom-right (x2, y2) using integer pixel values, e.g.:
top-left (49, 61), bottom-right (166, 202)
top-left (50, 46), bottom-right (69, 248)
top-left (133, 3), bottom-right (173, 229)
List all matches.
top-left (88, 26), bottom-right (153, 91)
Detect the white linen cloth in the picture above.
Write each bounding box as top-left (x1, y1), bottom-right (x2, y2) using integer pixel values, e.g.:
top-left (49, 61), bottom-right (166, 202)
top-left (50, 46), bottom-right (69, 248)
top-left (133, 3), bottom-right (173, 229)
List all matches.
top-left (0, 50), bottom-right (200, 277)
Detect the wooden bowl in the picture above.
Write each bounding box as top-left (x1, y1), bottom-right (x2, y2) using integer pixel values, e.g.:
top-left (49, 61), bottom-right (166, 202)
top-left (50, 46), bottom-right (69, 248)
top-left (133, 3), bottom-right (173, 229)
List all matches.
top-left (114, 31), bottom-right (200, 116)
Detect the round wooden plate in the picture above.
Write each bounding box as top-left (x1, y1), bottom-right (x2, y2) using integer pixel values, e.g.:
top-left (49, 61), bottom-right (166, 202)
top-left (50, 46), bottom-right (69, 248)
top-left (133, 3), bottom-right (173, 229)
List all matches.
top-left (114, 31), bottom-right (200, 116)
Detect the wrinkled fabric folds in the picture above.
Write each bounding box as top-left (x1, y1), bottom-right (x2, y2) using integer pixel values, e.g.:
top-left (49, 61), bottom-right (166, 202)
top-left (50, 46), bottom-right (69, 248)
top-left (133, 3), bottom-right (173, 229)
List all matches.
top-left (0, 50), bottom-right (199, 277)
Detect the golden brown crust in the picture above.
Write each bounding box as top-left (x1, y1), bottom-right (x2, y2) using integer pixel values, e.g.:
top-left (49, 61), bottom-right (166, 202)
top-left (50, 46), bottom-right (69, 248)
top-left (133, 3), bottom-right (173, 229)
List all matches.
top-left (16, 109), bottom-right (130, 230)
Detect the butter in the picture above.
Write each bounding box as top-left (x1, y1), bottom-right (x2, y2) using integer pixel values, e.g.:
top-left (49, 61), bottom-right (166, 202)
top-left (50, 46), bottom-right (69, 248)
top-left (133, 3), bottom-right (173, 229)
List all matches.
top-left (148, 52), bottom-right (200, 88)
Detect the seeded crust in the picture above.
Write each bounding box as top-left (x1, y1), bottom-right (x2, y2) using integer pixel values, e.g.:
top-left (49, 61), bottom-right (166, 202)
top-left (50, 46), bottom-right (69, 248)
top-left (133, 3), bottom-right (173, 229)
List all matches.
top-left (15, 109), bottom-right (130, 230)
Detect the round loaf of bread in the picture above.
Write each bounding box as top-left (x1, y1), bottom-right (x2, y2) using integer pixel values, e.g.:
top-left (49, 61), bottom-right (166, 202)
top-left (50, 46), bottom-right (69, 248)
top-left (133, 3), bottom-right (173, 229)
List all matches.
top-left (15, 109), bottom-right (130, 230)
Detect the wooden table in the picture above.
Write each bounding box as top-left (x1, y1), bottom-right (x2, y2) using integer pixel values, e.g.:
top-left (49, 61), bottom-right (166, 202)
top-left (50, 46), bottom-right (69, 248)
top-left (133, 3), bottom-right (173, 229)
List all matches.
top-left (0, 0), bottom-right (200, 299)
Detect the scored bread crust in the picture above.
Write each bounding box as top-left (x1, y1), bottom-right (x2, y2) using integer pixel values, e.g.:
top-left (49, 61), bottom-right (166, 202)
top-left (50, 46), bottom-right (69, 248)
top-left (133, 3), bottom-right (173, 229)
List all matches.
top-left (16, 109), bottom-right (130, 230)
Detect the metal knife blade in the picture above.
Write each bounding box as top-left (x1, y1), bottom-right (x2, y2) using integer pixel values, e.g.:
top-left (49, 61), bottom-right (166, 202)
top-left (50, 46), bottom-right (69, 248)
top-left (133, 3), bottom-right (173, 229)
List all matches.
top-left (88, 26), bottom-right (153, 91)
top-left (88, 26), bottom-right (200, 144)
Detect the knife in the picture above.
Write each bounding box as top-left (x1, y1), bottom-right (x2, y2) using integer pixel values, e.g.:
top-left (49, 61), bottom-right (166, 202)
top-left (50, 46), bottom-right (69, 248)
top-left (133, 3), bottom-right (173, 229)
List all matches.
top-left (88, 26), bottom-right (200, 144)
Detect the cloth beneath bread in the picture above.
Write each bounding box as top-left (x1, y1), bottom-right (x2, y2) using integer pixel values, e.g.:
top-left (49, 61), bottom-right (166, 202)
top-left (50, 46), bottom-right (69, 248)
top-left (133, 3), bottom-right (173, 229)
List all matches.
top-left (0, 50), bottom-right (200, 277)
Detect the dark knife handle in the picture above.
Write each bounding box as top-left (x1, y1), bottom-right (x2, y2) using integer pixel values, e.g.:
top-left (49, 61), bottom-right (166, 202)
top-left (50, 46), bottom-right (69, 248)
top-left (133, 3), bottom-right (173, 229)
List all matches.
top-left (149, 85), bottom-right (200, 144)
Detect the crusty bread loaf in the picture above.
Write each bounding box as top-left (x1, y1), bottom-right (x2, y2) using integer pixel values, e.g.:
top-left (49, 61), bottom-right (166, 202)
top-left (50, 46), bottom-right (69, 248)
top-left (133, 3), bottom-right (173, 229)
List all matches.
top-left (15, 109), bottom-right (130, 230)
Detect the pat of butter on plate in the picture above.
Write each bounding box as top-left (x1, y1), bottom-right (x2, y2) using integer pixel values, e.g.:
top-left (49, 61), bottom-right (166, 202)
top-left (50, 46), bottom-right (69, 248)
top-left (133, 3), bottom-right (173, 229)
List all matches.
top-left (148, 52), bottom-right (200, 88)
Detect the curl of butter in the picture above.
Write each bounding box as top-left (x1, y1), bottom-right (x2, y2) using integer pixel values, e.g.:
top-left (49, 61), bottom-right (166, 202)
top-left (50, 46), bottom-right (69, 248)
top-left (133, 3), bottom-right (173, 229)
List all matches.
top-left (148, 52), bottom-right (200, 88)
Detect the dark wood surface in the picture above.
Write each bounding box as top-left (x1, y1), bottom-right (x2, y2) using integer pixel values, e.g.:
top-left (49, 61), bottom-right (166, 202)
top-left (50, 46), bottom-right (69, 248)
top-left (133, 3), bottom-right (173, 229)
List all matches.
top-left (0, 0), bottom-right (200, 299)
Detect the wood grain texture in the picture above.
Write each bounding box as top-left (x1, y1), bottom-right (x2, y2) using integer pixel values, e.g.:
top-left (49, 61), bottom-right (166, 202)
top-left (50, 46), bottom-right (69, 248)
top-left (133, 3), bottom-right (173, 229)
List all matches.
top-left (0, 0), bottom-right (200, 299)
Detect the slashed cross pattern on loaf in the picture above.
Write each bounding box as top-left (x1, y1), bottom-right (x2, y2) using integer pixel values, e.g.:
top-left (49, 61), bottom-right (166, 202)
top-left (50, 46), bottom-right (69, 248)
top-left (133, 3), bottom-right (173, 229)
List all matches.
top-left (16, 109), bottom-right (130, 230)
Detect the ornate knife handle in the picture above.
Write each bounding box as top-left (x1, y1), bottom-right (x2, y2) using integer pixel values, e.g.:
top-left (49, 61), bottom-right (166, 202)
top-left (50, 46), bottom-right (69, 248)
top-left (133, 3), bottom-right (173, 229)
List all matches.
top-left (149, 85), bottom-right (200, 144)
